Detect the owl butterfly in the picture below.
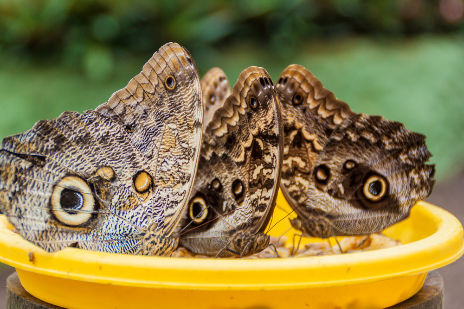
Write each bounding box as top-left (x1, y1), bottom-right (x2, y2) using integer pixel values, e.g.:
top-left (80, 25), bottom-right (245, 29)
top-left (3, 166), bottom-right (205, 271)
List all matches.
top-left (276, 64), bottom-right (435, 238)
top-left (0, 42), bottom-right (203, 256)
top-left (179, 67), bottom-right (283, 257)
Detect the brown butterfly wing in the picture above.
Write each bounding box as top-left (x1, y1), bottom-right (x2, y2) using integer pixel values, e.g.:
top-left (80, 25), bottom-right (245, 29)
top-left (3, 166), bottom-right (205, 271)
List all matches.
top-left (179, 67), bottom-right (283, 257)
top-left (201, 67), bottom-right (231, 129)
top-left (276, 64), bottom-right (435, 237)
top-left (96, 42), bottom-right (203, 239)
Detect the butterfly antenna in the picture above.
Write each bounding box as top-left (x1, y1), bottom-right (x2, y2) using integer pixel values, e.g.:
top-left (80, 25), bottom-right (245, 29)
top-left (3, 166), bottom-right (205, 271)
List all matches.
top-left (265, 205), bottom-right (299, 234)
top-left (276, 226), bottom-right (293, 247)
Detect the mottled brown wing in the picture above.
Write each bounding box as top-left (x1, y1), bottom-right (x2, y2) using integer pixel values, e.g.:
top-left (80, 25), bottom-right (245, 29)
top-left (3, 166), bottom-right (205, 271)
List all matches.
top-left (0, 43), bottom-right (203, 256)
top-left (95, 42), bottom-right (203, 238)
top-left (179, 67), bottom-right (283, 257)
top-left (201, 68), bottom-right (231, 129)
top-left (276, 64), bottom-right (435, 237)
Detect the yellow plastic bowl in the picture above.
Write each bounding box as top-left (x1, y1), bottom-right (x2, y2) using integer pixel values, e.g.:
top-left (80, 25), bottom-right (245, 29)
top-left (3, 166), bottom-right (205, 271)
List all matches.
top-left (0, 192), bottom-right (462, 309)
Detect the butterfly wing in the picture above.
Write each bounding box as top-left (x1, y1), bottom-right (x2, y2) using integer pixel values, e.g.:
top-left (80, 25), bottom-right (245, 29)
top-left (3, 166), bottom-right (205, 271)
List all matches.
top-left (179, 67), bottom-right (283, 257)
top-left (0, 111), bottom-right (154, 253)
top-left (201, 68), bottom-right (231, 129)
top-left (95, 42), bottom-right (203, 241)
top-left (0, 43), bottom-right (203, 256)
top-left (276, 64), bottom-right (435, 237)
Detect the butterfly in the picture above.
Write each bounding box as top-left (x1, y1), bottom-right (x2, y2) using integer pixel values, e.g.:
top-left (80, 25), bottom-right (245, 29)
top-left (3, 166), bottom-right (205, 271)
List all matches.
top-left (0, 42), bottom-right (203, 256)
top-left (276, 64), bottom-right (436, 238)
top-left (178, 67), bottom-right (283, 257)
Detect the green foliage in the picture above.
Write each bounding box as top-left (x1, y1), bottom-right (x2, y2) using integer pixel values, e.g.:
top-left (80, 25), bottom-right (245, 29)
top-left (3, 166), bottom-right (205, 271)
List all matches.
top-left (1, 0), bottom-right (463, 80)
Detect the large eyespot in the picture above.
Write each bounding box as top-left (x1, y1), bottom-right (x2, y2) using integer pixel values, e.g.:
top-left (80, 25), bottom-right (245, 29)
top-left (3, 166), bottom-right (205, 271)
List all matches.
top-left (165, 76), bottom-right (176, 90)
top-left (249, 96), bottom-right (258, 109)
top-left (314, 165), bottom-right (330, 184)
top-left (133, 171), bottom-right (152, 194)
top-left (362, 175), bottom-right (388, 202)
top-left (51, 176), bottom-right (95, 226)
top-left (189, 196), bottom-right (208, 224)
top-left (232, 179), bottom-right (244, 200)
top-left (292, 92), bottom-right (304, 105)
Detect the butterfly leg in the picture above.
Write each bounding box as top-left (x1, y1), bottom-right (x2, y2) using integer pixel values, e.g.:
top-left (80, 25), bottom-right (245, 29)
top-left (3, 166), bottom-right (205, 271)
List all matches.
top-left (334, 236), bottom-right (344, 254)
top-left (291, 233), bottom-right (304, 257)
top-left (240, 242), bottom-right (252, 258)
top-left (268, 243), bottom-right (281, 258)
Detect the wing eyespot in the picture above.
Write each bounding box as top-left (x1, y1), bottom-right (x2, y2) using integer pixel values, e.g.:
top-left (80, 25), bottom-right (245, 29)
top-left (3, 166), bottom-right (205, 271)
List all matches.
top-left (292, 93), bottom-right (304, 105)
top-left (226, 135), bottom-right (235, 145)
top-left (362, 175), bottom-right (388, 202)
top-left (133, 171), bottom-right (152, 194)
top-left (232, 179), bottom-right (244, 200)
top-left (165, 76), bottom-right (176, 90)
top-left (51, 176), bottom-right (95, 226)
top-left (249, 96), bottom-right (259, 109)
top-left (209, 94), bottom-right (216, 104)
top-left (315, 165), bottom-right (330, 184)
top-left (343, 160), bottom-right (357, 170)
top-left (209, 178), bottom-right (222, 191)
top-left (189, 196), bottom-right (209, 224)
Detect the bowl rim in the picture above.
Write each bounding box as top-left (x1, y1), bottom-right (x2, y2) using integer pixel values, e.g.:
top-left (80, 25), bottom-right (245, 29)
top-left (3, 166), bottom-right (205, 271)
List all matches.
top-left (0, 201), bottom-right (462, 291)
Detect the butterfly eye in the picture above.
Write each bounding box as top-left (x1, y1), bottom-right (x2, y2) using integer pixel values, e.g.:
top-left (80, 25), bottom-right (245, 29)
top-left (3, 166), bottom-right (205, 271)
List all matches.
top-left (232, 179), bottom-right (244, 200)
top-left (165, 76), bottom-right (176, 90)
top-left (249, 96), bottom-right (259, 109)
top-left (133, 171), bottom-right (153, 194)
top-left (363, 175), bottom-right (388, 202)
top-left (292, 93), bottom-right (304, 105)
top-left (314, 165), bottom-right (330, 184)
top-left (51, 176), bottom-right (95, 226)
top-left (189, 196), bottom-right (208, 224)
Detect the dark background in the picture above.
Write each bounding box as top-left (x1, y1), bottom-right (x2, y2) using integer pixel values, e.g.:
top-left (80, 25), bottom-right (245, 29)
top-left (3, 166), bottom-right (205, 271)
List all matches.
top-left (0, 0), bottom-right (463, 307)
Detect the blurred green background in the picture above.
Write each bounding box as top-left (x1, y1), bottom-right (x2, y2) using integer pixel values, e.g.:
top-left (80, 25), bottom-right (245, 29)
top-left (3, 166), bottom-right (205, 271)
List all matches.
top-left (1, 0), bottom-right (464, 180)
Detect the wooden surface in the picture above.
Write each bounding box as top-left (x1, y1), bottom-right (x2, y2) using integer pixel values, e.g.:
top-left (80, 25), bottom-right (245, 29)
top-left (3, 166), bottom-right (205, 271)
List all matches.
top-left (6, 271), bottom-right (444, 309)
